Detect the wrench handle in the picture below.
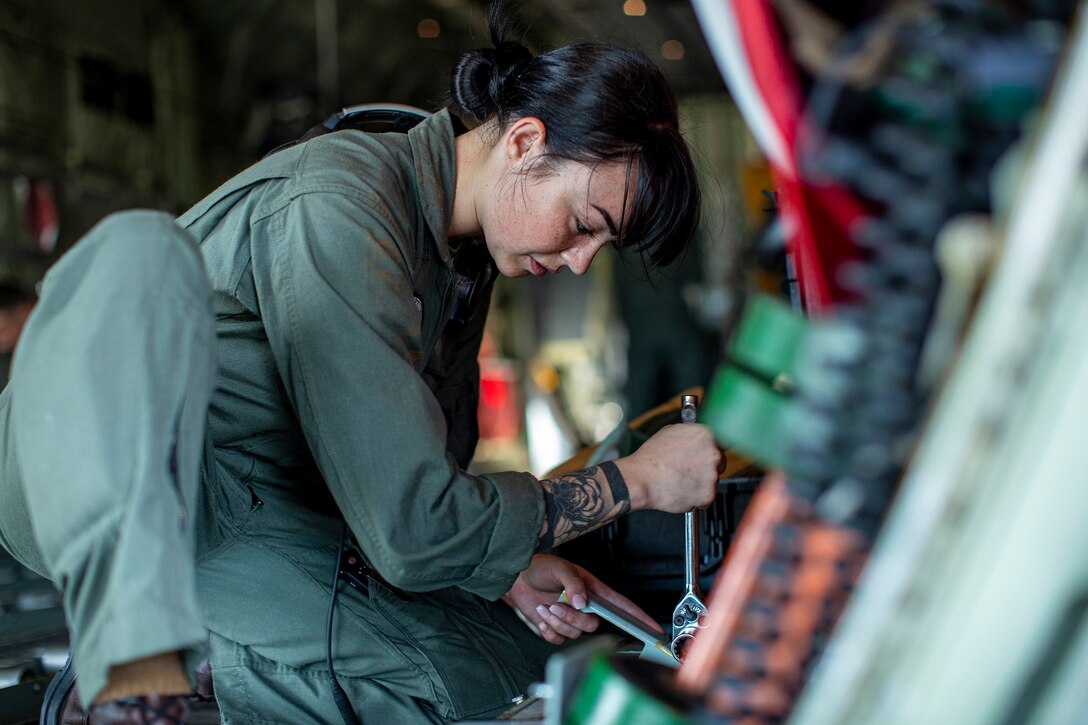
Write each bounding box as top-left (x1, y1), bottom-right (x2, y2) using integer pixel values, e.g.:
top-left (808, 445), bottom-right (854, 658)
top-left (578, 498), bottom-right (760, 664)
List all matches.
top-left (685, 510), bottom-right (701, 595)
top-left (680, 394), bottom-right (701, 597)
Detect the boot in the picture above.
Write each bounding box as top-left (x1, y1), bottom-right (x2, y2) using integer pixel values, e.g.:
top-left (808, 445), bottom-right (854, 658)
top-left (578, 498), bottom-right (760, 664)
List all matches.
top-left (41, 656), bottom-right (211, 725)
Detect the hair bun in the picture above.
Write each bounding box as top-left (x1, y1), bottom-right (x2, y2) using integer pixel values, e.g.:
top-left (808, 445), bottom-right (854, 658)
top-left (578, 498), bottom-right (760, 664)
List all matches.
top-left (451, 49), bottom-right (501, 122)
top-left (451, 41), bottom-right (532, 123)
top-left (450, 4), bottom-right (533, 123)
top-left (493, 41), bottom-right (532, 74)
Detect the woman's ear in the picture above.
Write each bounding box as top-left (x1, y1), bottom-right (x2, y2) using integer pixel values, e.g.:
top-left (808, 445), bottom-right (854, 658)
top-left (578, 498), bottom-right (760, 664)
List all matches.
top-left (503, 117), bottom-right (547, 164)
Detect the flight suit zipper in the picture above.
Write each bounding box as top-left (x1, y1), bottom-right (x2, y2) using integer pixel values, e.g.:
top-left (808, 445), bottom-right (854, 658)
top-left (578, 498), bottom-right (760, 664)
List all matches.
top-left (419, 270), bottom-right (464, 368)
top-left (442, 272), bottom-right (466, 324)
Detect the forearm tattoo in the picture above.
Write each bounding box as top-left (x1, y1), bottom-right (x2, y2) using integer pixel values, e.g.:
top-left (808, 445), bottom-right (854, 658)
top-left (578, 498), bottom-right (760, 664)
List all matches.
top-left (537, 461), bottom-right (631, 551)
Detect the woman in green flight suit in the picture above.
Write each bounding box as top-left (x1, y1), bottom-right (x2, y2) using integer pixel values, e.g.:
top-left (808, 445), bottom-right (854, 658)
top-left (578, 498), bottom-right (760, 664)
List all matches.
top-left (0, 7), bottom-right (722, 724)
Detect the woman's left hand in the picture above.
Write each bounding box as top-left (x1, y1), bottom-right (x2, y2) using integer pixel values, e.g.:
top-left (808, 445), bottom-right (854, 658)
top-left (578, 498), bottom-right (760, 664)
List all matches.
top-left (502, 553), bottom-right (662, 646)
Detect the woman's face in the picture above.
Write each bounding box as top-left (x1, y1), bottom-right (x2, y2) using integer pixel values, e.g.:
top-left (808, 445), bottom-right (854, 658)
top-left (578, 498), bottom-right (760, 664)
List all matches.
top-left (480, 152), bottom-right (635, 279)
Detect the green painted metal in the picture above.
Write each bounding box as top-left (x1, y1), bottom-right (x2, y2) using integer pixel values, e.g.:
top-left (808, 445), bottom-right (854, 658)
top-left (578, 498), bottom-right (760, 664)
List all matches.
top-left (564, 654), bottom-right (691, 725)
top-left (727, 294), bottom-right (808, 381)
top-left (702, 293), bottom-right (810, 471)
top-left (703, 365), bottom-right (793, 468)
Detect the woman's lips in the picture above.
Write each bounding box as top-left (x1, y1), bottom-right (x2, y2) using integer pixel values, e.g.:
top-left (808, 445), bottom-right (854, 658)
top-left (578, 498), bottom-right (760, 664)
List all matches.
top-left (529, 258), bottom-right (548, 276)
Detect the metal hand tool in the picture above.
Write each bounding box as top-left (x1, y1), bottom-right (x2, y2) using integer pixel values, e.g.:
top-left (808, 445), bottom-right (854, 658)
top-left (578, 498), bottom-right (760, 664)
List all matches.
top-left (671, 394), bottom-right (710, 660)
top-left (557, 590), bottom-right (678, 667)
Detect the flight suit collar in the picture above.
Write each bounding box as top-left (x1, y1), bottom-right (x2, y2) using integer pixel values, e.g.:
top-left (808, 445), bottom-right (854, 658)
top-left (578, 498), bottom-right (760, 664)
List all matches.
top-left (408, 109), bottom-right (458, 268)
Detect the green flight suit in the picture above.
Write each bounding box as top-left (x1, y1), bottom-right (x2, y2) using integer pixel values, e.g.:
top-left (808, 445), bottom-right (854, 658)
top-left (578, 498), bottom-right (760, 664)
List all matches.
top-left (0, 110), bottom-right (554, 723)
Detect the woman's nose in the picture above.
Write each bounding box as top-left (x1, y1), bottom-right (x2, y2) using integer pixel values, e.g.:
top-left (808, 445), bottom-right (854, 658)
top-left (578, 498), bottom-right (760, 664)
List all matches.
top-left (561, 238), bottom-right (605, 275)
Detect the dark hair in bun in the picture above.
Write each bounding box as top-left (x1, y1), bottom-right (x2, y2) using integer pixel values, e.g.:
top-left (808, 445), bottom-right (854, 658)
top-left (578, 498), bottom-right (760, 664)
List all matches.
top-left (450, 7), bottom-right (532, 122)
top-left (449, 3), bottom-right (700, 268)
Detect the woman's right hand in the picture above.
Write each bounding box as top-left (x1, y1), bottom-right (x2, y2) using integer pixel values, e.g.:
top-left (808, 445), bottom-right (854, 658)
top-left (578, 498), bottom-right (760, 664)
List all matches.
top-left (614, 423), bottom-right (721, 513)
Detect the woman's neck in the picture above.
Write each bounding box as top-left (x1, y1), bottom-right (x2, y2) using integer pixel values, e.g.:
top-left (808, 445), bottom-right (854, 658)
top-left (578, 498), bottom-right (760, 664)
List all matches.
top-left (449, 123), bottom-right (494, 239)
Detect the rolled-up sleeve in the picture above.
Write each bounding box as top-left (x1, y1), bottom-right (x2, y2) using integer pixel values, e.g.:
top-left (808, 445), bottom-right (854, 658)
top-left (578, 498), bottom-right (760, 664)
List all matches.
top-left (252, 187), bottom-right (542, 599)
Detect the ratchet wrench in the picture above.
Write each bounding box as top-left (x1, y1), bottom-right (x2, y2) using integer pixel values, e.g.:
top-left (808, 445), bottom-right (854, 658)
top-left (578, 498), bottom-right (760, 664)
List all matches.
top-left (670, 394), bottom-right (709, 660)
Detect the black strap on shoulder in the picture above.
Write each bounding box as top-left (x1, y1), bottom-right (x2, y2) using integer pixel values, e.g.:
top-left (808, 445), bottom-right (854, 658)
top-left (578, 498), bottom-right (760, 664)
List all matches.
top-left (263, 103), bottom-right (430, 158)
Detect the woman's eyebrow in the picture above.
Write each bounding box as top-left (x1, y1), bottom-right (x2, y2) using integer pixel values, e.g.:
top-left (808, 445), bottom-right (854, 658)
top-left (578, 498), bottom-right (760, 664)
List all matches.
top-left (591, 204), bottom-right (618, 236)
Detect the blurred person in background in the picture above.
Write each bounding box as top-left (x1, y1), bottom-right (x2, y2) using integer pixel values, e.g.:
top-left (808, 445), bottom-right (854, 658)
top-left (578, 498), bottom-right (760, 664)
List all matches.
top-left (615, 246), bottom-right (721, 417)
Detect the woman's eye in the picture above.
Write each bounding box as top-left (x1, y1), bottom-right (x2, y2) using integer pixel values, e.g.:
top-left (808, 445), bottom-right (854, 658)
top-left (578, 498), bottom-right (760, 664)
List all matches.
top-left (575, 220), bottom-right (590, 235)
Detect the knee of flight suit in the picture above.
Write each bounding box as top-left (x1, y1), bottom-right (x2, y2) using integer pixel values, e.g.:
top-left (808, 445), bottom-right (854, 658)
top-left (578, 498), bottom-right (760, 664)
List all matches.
top-left (34, 209), bottom-right (210, 314)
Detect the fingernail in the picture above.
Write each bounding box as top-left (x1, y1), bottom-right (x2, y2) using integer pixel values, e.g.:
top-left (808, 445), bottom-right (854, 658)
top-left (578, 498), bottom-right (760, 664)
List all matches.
top-left (538, 621), bottom-right (550, 633)
top-left (536, 605), bottom-right (550, 619)
top-left (549, 604), bottom-right (565, 617)
top-left (572, 594), bottom-right (587, 610)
